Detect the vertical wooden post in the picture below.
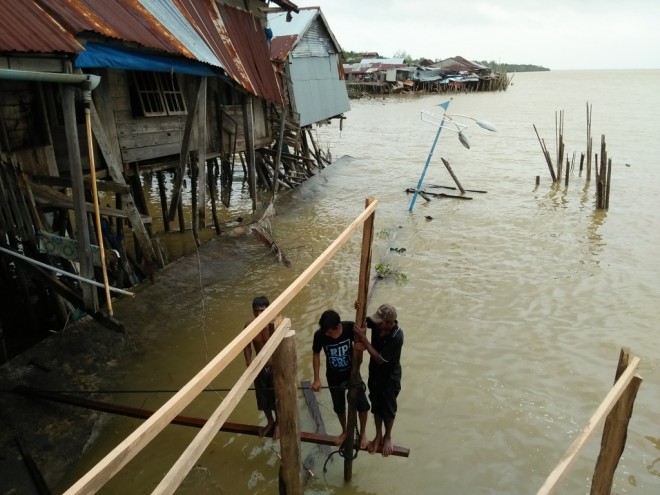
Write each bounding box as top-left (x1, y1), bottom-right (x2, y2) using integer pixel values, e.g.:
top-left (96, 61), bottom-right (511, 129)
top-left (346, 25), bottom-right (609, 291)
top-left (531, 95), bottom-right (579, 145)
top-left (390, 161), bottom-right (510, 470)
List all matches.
top-left (273, 106), bottom-right (288, 196)
top-left (343, 197), bottom-right (376, 481)
top-left (62, 85), bottom-right (98, 312)
top-left (156, 171), bottom-right (170, 232)
top-left (273, 329), bottom-right (303, 495)
top-left (605, 158), bottom-right (612, 210)
top-left (83, 85), bottom-right (113, 315)
top-left (89, 99), bottom-right (158, 266)
top-left (586, 103), bottom-right (592, 182)
top-left (196, 77), bottom-right (207, 226)
top-left (167, 78), bottom-right (202, 222)
top-left (242, 95), bottom-right (257, 212)
top-left (590, 349), bottom-right (642, 494)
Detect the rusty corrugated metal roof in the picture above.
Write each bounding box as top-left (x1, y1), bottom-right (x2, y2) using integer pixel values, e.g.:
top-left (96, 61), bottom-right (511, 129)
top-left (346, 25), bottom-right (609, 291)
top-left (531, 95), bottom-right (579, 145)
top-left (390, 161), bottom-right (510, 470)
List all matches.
top-left (175, 1), bottom-right (283, 105)
top-left (1, 0), bottom-right (283, 104)
top-left (270, 35), bottom-right (298, 63)
top-left (39, 0), bottom-right (194, 58)
top-left (0, 0), bottom-right (82, 53)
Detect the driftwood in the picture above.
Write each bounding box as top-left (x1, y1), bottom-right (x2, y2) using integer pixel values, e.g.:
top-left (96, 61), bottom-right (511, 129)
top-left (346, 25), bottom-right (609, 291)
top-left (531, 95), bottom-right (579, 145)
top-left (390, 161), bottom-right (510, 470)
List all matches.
top-left (405, 188), bottom-right (472, 200)
top-left (251, 227), bottom-right (291, 266)
top-left (427, 184), bottom-right (487, 194)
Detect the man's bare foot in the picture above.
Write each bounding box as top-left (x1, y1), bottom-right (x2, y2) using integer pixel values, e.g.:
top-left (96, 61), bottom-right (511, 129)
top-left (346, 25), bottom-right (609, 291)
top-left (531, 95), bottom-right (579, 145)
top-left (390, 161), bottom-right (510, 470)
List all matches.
top-left (259, 422), bottom-right (274, 438)
top-left (381, 437), bottom-right (393, 457)
top-left (359, 434), bottom-right (369, 450)
top-left (335, 431), bottom-right (347, 446)
top-left (367, 437), bottom-right (381, 454)
top-left (272, 423), bottom-right (280, 441)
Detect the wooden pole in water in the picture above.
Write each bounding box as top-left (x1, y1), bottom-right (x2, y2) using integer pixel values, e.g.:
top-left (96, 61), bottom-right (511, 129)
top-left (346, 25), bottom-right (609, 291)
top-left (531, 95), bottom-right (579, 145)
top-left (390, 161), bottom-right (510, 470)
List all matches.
top-left (156, 171), bottom-right (170, 232)
top-left (533, 124), bottom-right (556, 182)
top-left (343, 197), bottom-right (376, 481)
top-left (440, 157), bottom-right (466, 195)
top-left (586, 103), bottom-right (593, 182)
top-left (536, 355), bottom-right (641, 495)
top-left (273, 328), bottom-right (303, 495)
top-left (590, 349), bottom-right (642, 495)
top-left (273, 106), bottom-right (288, 196)
top-left (605, 157), bottom-right (612, 210)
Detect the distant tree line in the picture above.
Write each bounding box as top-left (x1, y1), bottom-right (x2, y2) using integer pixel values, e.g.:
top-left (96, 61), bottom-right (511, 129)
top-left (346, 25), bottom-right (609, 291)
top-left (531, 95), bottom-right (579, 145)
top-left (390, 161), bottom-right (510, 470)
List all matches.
top-left (475, 60), bottom-right (550, 72)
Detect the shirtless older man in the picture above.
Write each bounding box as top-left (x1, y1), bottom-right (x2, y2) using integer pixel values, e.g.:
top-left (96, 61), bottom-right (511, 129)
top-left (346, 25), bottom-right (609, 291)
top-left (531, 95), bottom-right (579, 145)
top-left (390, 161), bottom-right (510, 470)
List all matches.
top-left (243, 296), bottom-right (278, 438)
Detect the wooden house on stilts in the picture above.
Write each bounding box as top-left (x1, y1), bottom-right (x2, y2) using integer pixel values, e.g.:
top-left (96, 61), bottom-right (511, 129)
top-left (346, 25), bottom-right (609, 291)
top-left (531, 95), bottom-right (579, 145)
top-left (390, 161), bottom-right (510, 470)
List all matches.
top-left (267, 6), bottom-right (350, 183)
top-left (0, 0), bottom-right (315, 362)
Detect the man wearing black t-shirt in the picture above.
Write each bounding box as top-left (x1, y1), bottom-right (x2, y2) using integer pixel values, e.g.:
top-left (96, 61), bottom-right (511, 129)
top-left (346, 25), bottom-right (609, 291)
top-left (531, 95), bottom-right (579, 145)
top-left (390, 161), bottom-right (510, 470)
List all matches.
top-left (312, 310), bottom-right (370, 448)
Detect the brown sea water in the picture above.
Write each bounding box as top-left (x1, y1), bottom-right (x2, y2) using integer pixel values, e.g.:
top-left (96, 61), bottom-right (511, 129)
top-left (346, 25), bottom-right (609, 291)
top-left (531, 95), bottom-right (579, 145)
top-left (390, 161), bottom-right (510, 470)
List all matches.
top-left (63, 70), bottom-right (660, 494)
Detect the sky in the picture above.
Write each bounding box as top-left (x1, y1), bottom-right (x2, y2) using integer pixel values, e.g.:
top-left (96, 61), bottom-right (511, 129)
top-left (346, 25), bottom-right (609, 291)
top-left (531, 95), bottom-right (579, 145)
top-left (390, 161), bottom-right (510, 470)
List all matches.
top-left (286, 0), bottom-right (660, 70)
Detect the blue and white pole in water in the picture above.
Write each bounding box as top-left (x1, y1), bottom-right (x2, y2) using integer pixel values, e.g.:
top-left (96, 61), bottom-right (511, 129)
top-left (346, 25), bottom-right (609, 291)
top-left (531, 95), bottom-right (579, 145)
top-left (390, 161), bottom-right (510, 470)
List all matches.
top-left (408, 99), bottom-right (451, 213)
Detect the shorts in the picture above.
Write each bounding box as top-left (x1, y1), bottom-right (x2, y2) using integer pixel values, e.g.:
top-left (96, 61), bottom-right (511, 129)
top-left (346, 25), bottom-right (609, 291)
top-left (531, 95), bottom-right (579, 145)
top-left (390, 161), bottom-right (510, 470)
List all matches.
top-left (327, 373), bottom-right (370, 415)
top-left (254, 366), bottom-right (276, 411)
top-left (368, 376), bottom-right (400, 422)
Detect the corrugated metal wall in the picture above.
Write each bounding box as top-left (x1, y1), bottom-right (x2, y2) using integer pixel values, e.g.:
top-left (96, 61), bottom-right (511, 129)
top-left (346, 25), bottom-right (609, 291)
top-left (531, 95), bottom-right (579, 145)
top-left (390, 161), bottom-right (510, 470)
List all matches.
top-left (291, 17), bottom-right (336, 58)
top-left (289, 54), bottom-right (350, 127)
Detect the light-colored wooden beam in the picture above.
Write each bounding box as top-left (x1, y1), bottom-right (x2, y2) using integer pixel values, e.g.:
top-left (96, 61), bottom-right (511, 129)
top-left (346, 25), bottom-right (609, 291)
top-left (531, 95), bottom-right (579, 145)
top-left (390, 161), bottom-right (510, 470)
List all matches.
top-left (152, 319), bottom-right (292, 494)
top-left (536, 356), bottom-right (641, 495)
top-left (64, 199), bottom-right (378, 494)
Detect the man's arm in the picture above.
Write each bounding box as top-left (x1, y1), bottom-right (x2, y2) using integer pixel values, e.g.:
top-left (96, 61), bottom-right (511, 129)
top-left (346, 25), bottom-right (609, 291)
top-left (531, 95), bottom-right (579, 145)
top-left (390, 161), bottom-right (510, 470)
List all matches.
top-left (354, 326), bottom-right (385, 365)
top-left (311, 352), bottom-right (322, 391)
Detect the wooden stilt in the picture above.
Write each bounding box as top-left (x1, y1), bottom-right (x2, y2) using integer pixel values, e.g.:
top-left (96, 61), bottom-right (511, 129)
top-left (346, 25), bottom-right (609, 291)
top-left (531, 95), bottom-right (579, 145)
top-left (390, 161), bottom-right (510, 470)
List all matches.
top-left (190, 152), bottom-right (200, 247)
top-left (196, 77), bottom-right (207, 227)
top-left (242, 95), bottom-right (257, 212)
top-left (273, 106), bottom-right (288, 196)
top-left (167, 79), bottom-right (202, 222)
top-left (62, 85), bottom-right (98, 312)
top-left (207, 160), bottom-right (221, 235)
top-left (156, 171), bottom-right (170, 232)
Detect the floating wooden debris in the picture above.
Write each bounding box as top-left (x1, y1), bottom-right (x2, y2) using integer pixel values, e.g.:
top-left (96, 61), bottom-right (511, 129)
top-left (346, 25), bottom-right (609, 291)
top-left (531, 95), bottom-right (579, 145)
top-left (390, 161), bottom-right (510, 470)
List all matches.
top-left (405, 188), bottom-right (472, 200)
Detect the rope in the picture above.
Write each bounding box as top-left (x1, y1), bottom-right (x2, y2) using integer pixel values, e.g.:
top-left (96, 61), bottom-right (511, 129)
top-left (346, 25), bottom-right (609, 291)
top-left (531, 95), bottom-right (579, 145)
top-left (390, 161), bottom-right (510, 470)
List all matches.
top-left (322, 422), bottom-right (361, 473)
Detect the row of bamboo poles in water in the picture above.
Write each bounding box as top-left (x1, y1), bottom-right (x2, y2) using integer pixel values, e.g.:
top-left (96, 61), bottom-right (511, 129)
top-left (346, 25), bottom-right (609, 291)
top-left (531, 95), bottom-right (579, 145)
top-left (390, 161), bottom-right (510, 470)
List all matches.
top-left (533, 103), bottom-right (613, 210)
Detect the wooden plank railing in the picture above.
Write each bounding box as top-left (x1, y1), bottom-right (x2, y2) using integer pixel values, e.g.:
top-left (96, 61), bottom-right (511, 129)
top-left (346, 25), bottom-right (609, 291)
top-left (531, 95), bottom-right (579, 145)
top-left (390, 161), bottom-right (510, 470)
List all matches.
top-left (64, 199), bottom-right (378, 494)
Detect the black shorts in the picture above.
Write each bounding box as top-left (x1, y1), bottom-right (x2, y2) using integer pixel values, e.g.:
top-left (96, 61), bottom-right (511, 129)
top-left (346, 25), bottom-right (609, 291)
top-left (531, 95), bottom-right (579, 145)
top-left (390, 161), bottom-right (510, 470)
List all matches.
top-left (254, 366), bottom-right (276, 411)
top-left (327, 374), bottom-right (370, 415)
top-left (368, 376), bottom-right (400, 422)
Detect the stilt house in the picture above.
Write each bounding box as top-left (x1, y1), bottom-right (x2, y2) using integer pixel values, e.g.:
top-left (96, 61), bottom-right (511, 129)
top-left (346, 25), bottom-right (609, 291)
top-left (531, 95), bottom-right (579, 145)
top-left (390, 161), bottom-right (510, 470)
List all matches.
top-left (0, 0), bottom-right (304, 362)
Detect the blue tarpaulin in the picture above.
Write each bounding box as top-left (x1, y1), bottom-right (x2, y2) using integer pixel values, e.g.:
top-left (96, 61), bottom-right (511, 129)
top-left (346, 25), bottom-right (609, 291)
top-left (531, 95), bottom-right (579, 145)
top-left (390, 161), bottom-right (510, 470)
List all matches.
top-left (75, 42), bottom-right (220, 77)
